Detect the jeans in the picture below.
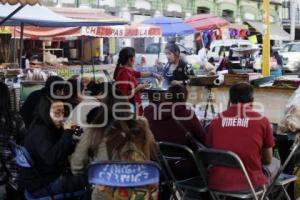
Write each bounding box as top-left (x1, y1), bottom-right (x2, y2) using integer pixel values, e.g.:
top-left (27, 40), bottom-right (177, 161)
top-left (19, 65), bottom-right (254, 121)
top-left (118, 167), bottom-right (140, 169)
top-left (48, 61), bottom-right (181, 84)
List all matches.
top-left (263, 157), bottom-right (281, 184)
top-left (0, 185), bottom-right (5, 200)
top-left (30, 174), bottom-right (86, 198)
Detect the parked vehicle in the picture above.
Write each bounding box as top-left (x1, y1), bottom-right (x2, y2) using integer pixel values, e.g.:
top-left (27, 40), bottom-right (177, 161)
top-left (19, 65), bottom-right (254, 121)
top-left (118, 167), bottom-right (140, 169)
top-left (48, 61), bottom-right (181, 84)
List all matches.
top-left (138, 42), bottom-right (198, 66)
top-left (207, 39), bottom-right (256, 65)
top-left (279, 42), bottom-right (300, 72)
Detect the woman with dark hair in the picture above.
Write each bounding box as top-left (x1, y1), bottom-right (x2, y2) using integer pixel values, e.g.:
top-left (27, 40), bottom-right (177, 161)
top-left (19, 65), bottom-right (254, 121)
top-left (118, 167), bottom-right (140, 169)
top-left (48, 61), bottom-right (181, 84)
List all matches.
top-left (20, 75), bottom-right (65, 128)
top-left (0, 82), bottom-right (26, 200)
top-left (113, 47), bottom-right (161, 116)
top-left (71, 85), bottom-right (156, 200)
top-left (65, 78), bottom-right (84, 109)
top-left (162, 43), bottom-right (195, 87)
top-left (20, 95), bottom-right (85, 198)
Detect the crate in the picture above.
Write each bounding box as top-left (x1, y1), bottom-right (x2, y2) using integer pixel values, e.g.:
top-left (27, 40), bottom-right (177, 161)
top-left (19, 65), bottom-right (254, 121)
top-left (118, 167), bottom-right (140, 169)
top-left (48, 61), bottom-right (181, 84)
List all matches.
top-left (189, 76), bottom-right (218, 86)
top-left (224, 74), bottom-right (250, 86)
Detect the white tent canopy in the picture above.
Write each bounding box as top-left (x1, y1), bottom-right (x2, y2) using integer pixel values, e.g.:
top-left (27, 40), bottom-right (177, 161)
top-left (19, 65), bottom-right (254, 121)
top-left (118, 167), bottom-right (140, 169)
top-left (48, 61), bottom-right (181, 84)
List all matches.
top-left (0, 3), bottom-right (127, 27)
top-left (246, 21), bottom-right (291, 41)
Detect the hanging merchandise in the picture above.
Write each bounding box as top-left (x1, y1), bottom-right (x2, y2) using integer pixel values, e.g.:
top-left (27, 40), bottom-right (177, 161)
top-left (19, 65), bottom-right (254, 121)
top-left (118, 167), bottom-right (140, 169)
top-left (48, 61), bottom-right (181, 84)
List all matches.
top-left (222, 28), bottom-right (230, 39)
top-left (249, 35), bottom-right (258, 44)
top-left (214, 27), bottom-right (222, 40)
top-left (229, 29), bottom-right (237, 39)
top-left (239, 29), bottom-right (250, 39)
top-left (202, 30), bottom-right (211, 48)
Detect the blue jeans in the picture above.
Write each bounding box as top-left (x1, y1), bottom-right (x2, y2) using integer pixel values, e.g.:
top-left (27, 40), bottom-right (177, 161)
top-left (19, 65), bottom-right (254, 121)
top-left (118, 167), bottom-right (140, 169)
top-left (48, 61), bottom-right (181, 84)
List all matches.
top-left (30, 174), bottom-right (86, 198)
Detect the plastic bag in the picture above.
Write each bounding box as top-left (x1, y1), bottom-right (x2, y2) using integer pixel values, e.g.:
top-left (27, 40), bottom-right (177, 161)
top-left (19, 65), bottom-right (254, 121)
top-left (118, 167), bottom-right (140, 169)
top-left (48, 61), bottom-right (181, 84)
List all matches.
top-left (279, 87), bottom-right (300, 133)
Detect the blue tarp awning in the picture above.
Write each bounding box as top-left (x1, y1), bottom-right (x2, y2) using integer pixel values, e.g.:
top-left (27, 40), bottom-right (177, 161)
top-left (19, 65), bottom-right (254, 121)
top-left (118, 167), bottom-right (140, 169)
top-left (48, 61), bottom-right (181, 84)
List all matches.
top-left (0, 4), bottom-right (127, 27)
top-left (143, 16), bottom-right (195, 37)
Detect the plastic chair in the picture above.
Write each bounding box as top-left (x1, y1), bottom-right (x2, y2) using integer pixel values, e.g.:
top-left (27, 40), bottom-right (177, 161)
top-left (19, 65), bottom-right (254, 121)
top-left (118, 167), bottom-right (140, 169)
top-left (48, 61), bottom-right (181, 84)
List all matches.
top-left (198, 148), bottom-right (266, 200)
top-left (157, 142), bottom-right (209, 199)
top-left (87, 161), bottom-right (160, 199)
top-left (9, 141), bottom-right (85, 200)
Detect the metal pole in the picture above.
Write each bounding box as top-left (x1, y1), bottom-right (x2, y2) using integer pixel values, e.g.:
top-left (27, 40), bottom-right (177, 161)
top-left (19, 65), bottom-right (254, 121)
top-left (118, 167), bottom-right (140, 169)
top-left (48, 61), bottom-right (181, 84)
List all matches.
top-left (0, 5), bottom-right (24, 26)
top-left (81, 37), bottom-right (84, 77)
top-left (157, 37), bottom-right (161, 61)
top-left (19, 22), bottom-right (24, 69)
top-left (262, 0), bottom-right (270, 77)
top-left (13, 27), bottom-right (16, 64)
top-left (90, 37), bottom-right (95, 81)
top-left (290, 0), bottom-right (296, 40)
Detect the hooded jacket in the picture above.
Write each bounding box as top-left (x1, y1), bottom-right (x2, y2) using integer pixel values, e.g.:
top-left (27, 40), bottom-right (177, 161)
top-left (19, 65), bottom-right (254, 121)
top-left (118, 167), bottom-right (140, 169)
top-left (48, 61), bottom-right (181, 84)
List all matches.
top-left (20, 121), bottom-right (74, 192)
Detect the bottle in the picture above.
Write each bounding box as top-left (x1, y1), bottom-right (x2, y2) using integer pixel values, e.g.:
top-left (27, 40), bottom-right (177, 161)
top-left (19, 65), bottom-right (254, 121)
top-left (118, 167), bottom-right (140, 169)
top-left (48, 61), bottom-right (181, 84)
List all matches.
top-left (274, 149), bottom-right (281, 161)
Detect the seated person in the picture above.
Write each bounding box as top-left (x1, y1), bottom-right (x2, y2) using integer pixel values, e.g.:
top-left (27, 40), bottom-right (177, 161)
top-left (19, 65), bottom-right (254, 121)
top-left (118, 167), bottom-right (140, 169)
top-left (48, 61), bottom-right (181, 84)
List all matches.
top-left (0, 83), bottom-right (26, 199)
top-left (20, 95), bottom-right (85, 197)
top-left (144, 84), bottom-right (206, 179)
top-left (67, 81), bottom-right (107, 129)
top-left (20, 76), bottom-right (65, 128)
top-left (204, 57), bottom-right (216, 75)
top-left (70, 86), bottom-right (156, 200)
top-left (206, 82), bottom-right (280, 192)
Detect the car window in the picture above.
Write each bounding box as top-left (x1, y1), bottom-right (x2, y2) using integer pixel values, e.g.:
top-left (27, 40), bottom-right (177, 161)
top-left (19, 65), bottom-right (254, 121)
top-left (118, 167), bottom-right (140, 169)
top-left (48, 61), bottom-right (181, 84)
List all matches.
top-left (146, 44), bottom-right (159, 54)
top-left (281, 45), bottom-right (290, 52)
top-left (289, 44), bottom-right (300, 52)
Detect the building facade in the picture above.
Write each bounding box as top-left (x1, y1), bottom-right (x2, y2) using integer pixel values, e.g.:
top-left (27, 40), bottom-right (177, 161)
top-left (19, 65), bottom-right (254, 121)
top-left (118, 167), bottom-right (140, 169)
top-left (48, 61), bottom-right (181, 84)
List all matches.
top-left (43, 0), bottom-right (285, 59)
top-left (43, 0), bottom-right (283, 24)
top-left (282, 0), bottom-right (300, 40)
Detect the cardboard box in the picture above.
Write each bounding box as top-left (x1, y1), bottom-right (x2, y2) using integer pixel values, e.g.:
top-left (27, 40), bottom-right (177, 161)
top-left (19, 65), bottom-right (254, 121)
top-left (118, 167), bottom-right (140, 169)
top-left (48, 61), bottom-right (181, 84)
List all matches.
top-left (189, 75), bottom-right (218, 86)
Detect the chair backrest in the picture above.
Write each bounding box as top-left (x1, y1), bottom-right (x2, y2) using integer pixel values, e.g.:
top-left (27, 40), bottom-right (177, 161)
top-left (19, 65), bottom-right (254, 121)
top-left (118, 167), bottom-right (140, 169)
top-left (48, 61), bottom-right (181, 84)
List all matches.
top-left (88, 161), bottom-right (160, 187)
top-left (198, 148), bottom-right (259, 200)
top-left (157, 142), bottom-right (206, 182)
top-left (9, 141), bottom-right (33, 168)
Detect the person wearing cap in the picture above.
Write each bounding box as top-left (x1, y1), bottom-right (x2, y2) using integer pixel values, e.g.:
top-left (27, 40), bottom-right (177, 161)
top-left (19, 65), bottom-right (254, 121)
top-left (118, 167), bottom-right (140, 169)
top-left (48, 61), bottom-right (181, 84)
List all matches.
top-left (161, 43), bottom-right (195, 87)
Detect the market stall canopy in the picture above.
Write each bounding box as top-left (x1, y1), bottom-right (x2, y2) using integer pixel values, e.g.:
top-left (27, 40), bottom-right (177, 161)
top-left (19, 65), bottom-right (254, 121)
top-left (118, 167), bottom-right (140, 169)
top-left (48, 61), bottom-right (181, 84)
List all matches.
top-left (143, 16), bottom-right (195, 37)
top-left (50, 7), bottom-right (122, 21)
top-left (0, 0), bottom-right (40, 5)
top-left (224, 23), bottom-right (248, 30)
top-left (0, 3), bottom-right (127, 27)
top-left (11, 26), bottom-right (81, 39)
top-left (11, 24), bottom-right (161, 39)
top-left (185, 14), bottom-right (230, 31)
top-left (246, 21), bottom-right (291, 41)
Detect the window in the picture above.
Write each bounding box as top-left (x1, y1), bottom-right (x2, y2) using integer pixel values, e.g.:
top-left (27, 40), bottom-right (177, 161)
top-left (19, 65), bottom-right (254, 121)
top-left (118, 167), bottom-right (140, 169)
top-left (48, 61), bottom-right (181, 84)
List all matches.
top-left (146, 44), bottom-right (159, 54)
top-left (222, 9), bottom-right (234, 18)
top-left (290, 44), bottom-right (300, 52)
top-left (282, 44), bottom-right (300, 52)
top-left (197, 7), bottom-right (210, 14)
top-left (282, 44), bottom-right (290, 52)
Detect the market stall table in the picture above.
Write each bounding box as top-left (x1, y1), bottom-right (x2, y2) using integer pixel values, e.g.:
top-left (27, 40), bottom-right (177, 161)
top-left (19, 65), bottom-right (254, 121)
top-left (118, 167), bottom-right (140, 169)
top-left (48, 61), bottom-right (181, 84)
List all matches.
top-left (187, 85), bottom-right (295, 124)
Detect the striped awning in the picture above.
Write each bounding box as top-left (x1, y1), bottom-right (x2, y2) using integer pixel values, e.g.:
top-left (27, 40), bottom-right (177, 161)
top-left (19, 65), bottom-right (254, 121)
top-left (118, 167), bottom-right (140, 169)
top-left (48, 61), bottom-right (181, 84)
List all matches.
top-left (11, 24), bottom-right (161, 40)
